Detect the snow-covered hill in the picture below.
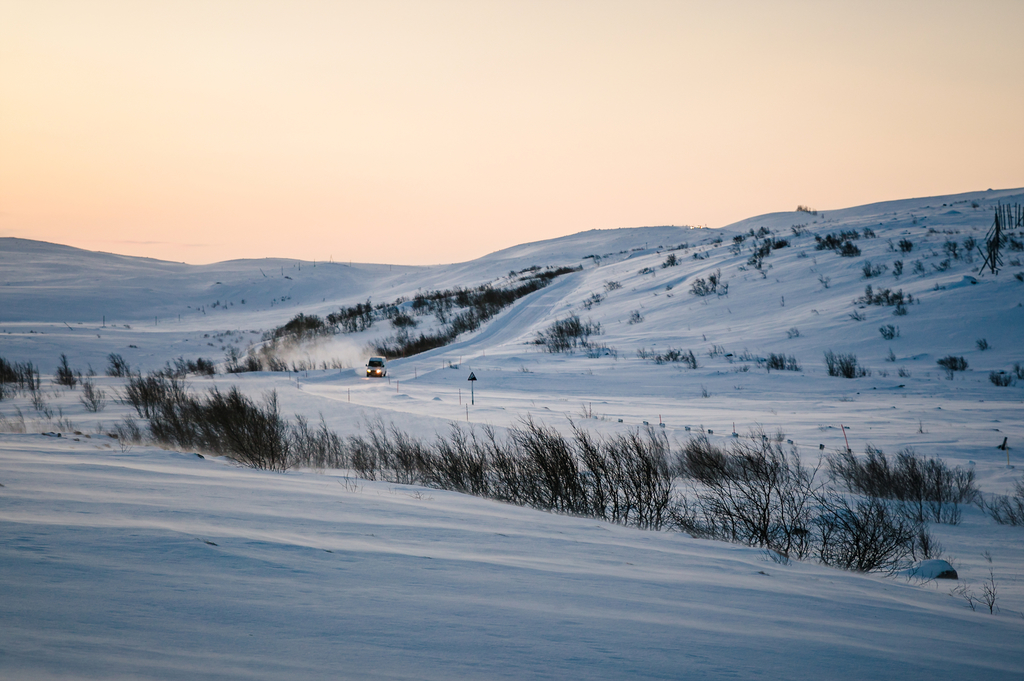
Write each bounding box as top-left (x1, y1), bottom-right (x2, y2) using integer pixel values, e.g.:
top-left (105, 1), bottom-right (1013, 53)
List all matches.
top-left (2, 187), bottom-right (1024, 679)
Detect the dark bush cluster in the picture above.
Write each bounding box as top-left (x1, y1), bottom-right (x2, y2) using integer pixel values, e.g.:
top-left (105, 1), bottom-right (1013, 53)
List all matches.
top-left (348, 419), bottom-right (675, 530)
top-left (983, 476), bottom-right (1024, 526)
top-left (936, 355), bottom-right (968, 378)
top-left (124, 375), bottom-right (292, 470)
top-left (54, 354), bottom-right (79, 388)
top-left (824, 351), bottom-right (869, 378)
top-left (123, 374), bottom-right (185, 419)
top-left (856, 285), bottom-right (913, 308)
top-left (151, 387), bottom-right (291, 471)
top-left (291, 415), bottom-right (345, 469)
top-left (155, 356), bottom-right (217, 378)
top-left (533, 316), bottom-right (602, 353)
top-left (267, 313), bottom-right (330, 341)
top-left (815, 231), bottom-right (861, 257)
top-left (636, 347), bottom-right (698, 368)
top-left (391, 312), bottom-right (418, 330)
top-left (80, 379), bottom-right (106, 412)
top-left (879, 324), bottom-right (899, 340)
top-left (326, 300), bottom-right (375, 333)
top-left (943, 240), bottom-right (961, 260)
top-left (0, 357), bottom-right (41, 399)
top-left (989, 371), bottom-right (1014, 387)
top-left (581, 292), bottom-right (604, 310)
top-left (861, 261), bottom-right (888, 278)
top-left (747, 238), bottom-right (789, 269)
top-left (106, 353), bottom-right (132, 377)
top-left (828, 446), bottom-right (977, 525)
top-left (674, 431), bottom-right (925, 571)
top-left (690, 269), bottom-right (725, 296)
top-left (765, 353), bottom-right (800, 372)
top-left (815, 494), bottom-right (919, 572)
top-left (674, 432), bottom-right (818, 559)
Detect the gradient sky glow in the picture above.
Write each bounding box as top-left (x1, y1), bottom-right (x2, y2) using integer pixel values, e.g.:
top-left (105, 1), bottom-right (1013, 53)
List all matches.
top-left (2, 0), bottom-right (1022, 265)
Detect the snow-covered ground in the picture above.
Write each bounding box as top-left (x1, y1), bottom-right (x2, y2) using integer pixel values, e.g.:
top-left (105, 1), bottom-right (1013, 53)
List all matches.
top-left (2, 187), bottom-right (1024, 679)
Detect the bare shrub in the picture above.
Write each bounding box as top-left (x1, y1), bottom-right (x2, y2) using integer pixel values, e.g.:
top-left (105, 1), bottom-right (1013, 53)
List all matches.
top-left (153, 387), bottom-right (291, 471)
top-left (943, 240), bottom-right (960, 260)
top-left (54, 354), bottom-right (78, 388)
top-left (123, 375), bottom-right (186, 418)
top-left (981, 569), bottom-right (999, 614)
top-left (675, 431), bottom-right (817, 560)
top-left (827, 446), bottom-right (976, 524)
top-left (80, 379), bottom-right (106, 412)
top-left (106, 353), bottom-right (131, 377)
top-left (856, 285), bottom-right (912, 308)
top-left (690, 269), bottom-right (723, 296)
top-left (425, 423), bottom-right (490, 495)
top-left (815, 494), bottom-right (917, 572)
top-left (128, 374), bottom-right (291, 471)
top-left (879, 324), bottom-right (899, 340)
top-left (861, 261), bottom-right (887, 278)
top-left (976, 338), bottom-right (990, 351)
top-left (343, 417), bottom-right (675, 531)
top-left (824, 351), bottom-right (868, 378)
top-left (1, 358), bottom-right (42, 401)
top-left (534, 316), bottom-right (602, 353)
top-left (989, 371), bottom-right (1014, 387)
top-left (936, 355), bottom-right (968, 379)
top-left (0, 407), bottom-right (27, 433)
top-left (291, 415), bottom-right (345, 470)
top-left (391, 312), bottom-right (418, 331)
top-left (983, 476), bottom-right (1024, 526)
top-left (154, 356), bottom-right (217, 378)
top-left (674, 430), bottom-right (729, 482)
top-left (765, 353), bottom-right (800, 372)
top-left (115, 416), bottom-right (143, 444)
top-left (637, 348), bottom-right (697, 368)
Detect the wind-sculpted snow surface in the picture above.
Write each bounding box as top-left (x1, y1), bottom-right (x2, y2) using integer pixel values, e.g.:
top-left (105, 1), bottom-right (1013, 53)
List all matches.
top-left (3, 187), bottom-right (1024, 678)
top-left (1, 437), bottom-right (1022, 681)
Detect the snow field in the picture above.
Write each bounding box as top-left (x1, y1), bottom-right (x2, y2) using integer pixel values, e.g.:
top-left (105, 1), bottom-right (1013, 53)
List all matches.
top-left (2, 187), bottom-right (1024, 678)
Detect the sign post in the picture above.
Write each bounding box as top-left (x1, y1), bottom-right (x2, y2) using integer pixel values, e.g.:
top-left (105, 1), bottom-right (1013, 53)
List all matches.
top-left (468, 372), bottom-right (477, 406)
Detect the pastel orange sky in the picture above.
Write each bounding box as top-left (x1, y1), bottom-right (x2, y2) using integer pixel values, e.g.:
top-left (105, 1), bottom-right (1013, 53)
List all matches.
top-left (2, 1), bottom-right (1022, 265)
